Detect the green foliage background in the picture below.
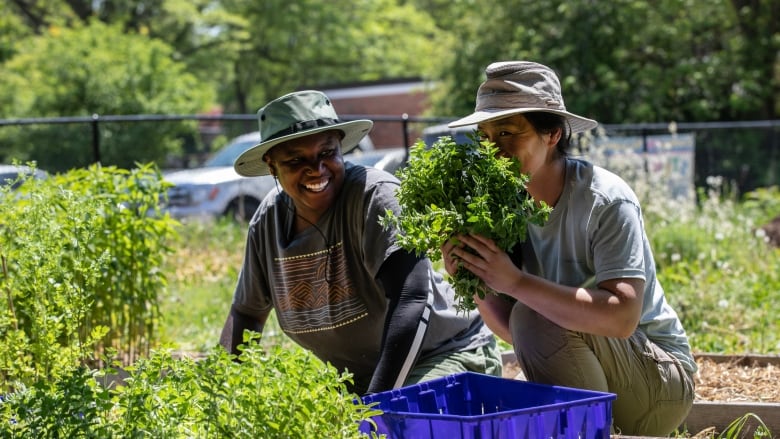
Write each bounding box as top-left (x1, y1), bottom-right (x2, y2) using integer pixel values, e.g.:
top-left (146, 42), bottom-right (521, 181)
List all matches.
top-left (0, 0), bottom-right (777, 175)
top-left (0, 20), bottom-right (213, 171)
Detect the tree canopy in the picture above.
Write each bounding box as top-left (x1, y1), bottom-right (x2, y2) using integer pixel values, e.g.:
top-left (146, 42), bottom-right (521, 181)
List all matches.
top-left (424, 0), bottom-right (778, 124)
top-left (0, 19), bottom-right (213, 170)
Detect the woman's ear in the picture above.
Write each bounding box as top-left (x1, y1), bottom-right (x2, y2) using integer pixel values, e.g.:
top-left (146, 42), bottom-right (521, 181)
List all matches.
top-left (549, 128), bottom-right (563, 146)
top-left (264, 156), bottom-right (276, 176)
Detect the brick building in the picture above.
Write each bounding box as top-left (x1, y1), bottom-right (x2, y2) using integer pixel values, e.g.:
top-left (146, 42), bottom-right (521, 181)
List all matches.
top-left (319, 79), bottom-right (431, 149)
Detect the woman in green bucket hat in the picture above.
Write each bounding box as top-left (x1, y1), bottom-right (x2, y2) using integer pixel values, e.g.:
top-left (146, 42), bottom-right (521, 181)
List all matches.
top-left (220, 90), bottom-right (502, 395)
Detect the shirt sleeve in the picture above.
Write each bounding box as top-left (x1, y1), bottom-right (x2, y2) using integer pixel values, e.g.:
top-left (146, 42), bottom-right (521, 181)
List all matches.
top-left (592, 199), bottom-right (647, 284)
top-left (362, 178), bottom-right (404, 278)
top-left (368, 249), bottom-right (431, 393)
top-left (232, 219), bottom-right (274, 318)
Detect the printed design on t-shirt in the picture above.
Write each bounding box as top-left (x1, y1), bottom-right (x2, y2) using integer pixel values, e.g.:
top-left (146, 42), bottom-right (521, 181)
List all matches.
top-left (272, 241), bottom-right (367, 334)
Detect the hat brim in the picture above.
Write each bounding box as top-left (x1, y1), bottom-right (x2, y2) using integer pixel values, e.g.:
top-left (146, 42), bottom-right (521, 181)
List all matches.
top-left (234, 119), bottom-right (374, 177)
top-left (448, 108), bottom-right (598, 134)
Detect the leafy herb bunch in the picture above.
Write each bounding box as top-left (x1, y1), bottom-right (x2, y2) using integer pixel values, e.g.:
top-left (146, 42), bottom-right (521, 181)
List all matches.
top-left (381, 134), bottom-right (551, 311)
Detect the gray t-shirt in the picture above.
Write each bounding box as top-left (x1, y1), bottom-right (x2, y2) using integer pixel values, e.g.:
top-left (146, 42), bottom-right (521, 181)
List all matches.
top-left (519, 158), bottom-right (696, 373)
top-left (232, 163), bottom-right (493, 387)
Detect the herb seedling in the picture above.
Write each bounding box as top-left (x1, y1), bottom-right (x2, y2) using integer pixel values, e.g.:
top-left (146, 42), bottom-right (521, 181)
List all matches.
top-left (380, 134), bottom-right (551, 311)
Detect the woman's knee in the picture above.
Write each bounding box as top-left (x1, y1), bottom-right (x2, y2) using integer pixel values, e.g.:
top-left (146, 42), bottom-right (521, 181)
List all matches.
top-left (510, 303), bottom-right (568, 359)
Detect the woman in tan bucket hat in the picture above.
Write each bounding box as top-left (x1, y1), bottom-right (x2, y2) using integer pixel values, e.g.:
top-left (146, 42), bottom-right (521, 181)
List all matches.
top-left (441, 61), bottom-right (696, 436)
top-left (219, 90), bottom-right (502, 395)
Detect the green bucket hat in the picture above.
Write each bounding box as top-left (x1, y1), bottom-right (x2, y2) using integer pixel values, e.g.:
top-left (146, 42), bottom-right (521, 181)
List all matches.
top-left (234, 90), bottom-right (373, 177)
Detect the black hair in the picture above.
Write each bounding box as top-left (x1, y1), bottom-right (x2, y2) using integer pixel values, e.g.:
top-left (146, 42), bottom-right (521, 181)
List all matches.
top-left (523, 112), bottom-right (571, 157)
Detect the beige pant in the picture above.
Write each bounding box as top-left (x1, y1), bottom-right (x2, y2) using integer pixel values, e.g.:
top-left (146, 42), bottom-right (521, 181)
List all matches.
top-left (511, 302), bottom-right (694, 437)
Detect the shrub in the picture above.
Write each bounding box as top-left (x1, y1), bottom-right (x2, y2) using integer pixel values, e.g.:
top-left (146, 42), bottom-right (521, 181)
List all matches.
top-left (0, 338), bottom-right (380, 438)
top-left (0, 163), bottom-right (178, 392)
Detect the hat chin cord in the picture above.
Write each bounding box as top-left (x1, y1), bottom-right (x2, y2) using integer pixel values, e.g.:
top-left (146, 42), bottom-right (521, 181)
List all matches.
top-left (273, 177), bottom-right (333, 283)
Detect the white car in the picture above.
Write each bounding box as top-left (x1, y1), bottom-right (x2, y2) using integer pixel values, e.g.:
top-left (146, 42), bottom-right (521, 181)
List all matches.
top-left (0, 164), bottom-right (47, 191)
top-left (162, 132), bottom-right (274, 221)
top-left (343, 147), bottom-right (408, 177)
top-left (162, 131), bottom-right (384, 221)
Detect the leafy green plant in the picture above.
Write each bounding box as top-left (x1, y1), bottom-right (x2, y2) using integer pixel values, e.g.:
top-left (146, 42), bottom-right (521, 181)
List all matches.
top-left (0, 337), bottom-right (381, 438)
top-left (646, 183), bottom-right (780, 354)
top-left (0, 163), bottom-right (178, 392)
top-left (380, 135), bottom-right (550, 311)
top-left (718, 412), bottom-right (772, 438)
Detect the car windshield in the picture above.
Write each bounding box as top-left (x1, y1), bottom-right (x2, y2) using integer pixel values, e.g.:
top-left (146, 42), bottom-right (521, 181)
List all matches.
top-left (205, 140), bottom-right (257, 167)
top-left (1, 167), bottom-right (44, 190)
top-left (0, 172), bottom-right (20, 188)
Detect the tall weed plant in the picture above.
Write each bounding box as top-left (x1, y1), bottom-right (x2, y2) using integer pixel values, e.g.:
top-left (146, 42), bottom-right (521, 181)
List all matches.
top-left (0, 163), bottom-right (178, 392)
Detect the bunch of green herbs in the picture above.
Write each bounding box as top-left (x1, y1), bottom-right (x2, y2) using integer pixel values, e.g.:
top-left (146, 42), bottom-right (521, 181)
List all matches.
top-left (381, 135), bottom-right (551, 311)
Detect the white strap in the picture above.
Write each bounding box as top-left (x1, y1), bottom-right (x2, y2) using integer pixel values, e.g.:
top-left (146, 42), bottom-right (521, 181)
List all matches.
top-left (392, 268), bottom-right (436, 389)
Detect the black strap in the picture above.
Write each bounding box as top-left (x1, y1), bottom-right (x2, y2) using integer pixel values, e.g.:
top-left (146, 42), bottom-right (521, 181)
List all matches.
top-left (264, 118), bottom-right (339, 141)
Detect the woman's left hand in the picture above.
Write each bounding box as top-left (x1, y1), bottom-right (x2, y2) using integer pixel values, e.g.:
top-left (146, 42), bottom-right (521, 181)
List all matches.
top-left (448, 233), bottom-right (522, 295)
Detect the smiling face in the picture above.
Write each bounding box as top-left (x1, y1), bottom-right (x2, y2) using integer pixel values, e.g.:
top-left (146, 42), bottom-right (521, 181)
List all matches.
top-left (264, 130), bottom-right (345, 228)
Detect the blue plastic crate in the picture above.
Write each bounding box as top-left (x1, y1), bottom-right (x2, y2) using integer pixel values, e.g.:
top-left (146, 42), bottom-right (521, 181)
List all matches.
top-left (358, 372), bottom-right (616, 439)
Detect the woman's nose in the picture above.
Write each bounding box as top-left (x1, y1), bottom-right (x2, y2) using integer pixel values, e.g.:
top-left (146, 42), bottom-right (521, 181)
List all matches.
top-left (305, 158), bottom-right (325, 174)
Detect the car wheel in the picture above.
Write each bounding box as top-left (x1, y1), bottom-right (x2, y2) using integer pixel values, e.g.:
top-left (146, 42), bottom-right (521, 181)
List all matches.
top-left (227, 196), bottom-right (260, 222)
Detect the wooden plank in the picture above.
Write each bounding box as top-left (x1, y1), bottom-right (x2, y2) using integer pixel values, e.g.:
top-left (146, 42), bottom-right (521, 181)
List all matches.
top-left (681, 402), bottom-right (780, 436)
top-left (694, 353), bottom-right (780, 367)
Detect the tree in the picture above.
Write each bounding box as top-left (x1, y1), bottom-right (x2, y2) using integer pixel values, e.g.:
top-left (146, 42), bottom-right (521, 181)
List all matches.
top-left (0, 20), bottom-right (214, 171)
top-left (424, 0), bottom-right (777, 124)
top-left (5, 0), bottom-right (240, 117)
top-left (729, 0), bottom-right (779, 119)
top-left (218, 0), bottom-right (446, 114)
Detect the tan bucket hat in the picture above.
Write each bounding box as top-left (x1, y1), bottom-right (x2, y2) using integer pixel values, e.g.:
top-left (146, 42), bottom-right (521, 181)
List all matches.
top-left (234, 90), bottom-right (373, 177)
top-left (448, 61), bottom-right (598, 134)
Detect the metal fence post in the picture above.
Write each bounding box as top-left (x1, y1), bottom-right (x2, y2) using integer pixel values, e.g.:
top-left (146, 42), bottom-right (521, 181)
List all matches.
top-left (91, 113), bottom-right (101, 164)
top-left (401, 113), bottom-right (409, 150)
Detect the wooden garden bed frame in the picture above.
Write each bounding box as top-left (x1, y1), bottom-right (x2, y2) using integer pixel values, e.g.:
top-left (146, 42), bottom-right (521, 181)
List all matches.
top-left (682, 353), bottom-right (779, 435)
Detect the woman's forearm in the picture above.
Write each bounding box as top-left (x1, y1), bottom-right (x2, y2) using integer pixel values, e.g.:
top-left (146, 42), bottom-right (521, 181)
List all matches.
top-left (475, 292), bottom-right (514, 344)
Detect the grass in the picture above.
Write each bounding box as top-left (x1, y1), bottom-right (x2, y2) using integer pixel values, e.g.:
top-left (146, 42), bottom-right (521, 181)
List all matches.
top-left (158, 219), bottom-right (291, 353)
